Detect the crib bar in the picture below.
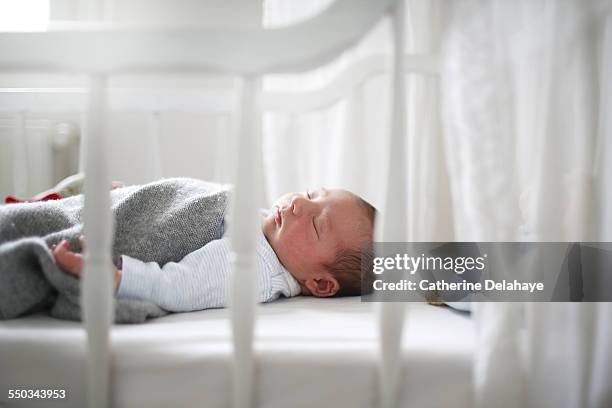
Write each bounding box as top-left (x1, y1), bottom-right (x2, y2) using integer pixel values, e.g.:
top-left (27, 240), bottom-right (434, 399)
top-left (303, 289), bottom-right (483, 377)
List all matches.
top-left (0, 0), bottom-right (396, 75)
top-left (262, 53), bottom-right (439, 114)
top-left (0, 89), bottom-right (86, 113)
top-left (378, 1), bottom-right (408, 408)
top-left (229, 76), bottom-right (263, 408)
top-left (81, 75), bottom-right (114, 408)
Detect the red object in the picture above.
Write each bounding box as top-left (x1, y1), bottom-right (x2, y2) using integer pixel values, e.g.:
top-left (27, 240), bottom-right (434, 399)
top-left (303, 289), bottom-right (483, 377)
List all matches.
top-left (4, 192), bottom-right (64, 204)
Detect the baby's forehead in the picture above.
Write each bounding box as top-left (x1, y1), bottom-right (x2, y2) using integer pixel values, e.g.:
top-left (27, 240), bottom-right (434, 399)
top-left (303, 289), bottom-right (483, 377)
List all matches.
top-left (325, 191), bottom-right (368, 227)
top-left (325, 189), bottom-right (361, 208)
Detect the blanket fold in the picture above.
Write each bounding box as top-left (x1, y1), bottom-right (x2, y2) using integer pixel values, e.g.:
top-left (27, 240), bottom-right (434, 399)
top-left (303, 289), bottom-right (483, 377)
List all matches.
top-left (0, 178), bottom-right (229, 323)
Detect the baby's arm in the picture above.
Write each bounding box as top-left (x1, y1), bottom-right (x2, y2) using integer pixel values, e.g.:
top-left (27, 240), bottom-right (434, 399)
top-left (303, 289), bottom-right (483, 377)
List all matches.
top-left (117, 238), bottom-right (233, 312)
top-left (53, 236), bottom-right (278, 313)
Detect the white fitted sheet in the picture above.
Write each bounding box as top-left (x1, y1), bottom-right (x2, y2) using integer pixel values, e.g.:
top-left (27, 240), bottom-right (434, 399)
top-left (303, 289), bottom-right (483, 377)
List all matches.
top-left (0, 298), bottom-right (474, 408)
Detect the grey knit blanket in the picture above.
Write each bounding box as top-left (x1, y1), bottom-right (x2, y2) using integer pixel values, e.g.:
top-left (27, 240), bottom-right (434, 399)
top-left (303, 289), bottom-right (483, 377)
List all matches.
top-left (0, 178), bottom-right (229, 323)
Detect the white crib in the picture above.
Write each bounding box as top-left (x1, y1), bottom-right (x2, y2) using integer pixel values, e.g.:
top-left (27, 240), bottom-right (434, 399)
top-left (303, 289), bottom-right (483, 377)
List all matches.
top-left (0, 1), bottom-right (467, 408)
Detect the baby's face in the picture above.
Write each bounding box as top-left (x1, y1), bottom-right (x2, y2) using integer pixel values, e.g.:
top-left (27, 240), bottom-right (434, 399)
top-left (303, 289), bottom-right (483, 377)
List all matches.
top-left (262, 188), bottom-right (368, 287)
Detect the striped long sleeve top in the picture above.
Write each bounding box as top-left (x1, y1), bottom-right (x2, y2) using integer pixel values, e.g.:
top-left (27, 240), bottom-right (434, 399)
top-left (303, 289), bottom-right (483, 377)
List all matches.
top-left (116, 228), bottom-right (301, 312)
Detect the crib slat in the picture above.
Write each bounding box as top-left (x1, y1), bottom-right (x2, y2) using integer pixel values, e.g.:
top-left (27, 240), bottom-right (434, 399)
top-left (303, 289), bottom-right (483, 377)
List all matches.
top-left (379, 1), bottom-right (408, 408)
top-left (81, 75), bottom-right (114, 408)
top-left (229, 76), bottom-right (263, 408)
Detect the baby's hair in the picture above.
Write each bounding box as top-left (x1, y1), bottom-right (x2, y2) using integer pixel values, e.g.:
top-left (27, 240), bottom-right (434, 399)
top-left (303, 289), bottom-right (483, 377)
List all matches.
top-left (325, 196), bottom-right (377, 297)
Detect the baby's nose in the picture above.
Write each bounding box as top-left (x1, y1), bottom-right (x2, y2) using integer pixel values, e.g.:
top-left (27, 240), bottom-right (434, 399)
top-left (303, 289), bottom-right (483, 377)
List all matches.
top-left (290, 195), bottom-right (311, 216)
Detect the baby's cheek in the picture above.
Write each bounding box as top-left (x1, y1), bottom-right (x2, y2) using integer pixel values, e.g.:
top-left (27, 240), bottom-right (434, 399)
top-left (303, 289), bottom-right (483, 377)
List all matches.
top-left (284, 226), bottom-right (309, 251)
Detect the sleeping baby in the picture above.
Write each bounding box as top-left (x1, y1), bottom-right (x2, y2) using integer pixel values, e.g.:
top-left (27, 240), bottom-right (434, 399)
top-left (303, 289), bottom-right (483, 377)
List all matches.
top-left (49, 185), bottom-right (376, 313)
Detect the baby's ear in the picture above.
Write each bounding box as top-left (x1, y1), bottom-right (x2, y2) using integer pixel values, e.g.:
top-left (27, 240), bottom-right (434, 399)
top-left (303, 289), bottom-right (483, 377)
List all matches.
top-left (306, 276), bottom-right (339, 297)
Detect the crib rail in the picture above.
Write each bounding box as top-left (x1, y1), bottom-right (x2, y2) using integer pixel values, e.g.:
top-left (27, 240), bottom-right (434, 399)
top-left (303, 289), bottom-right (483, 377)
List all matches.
top-left (0, 0), bottom-right (395, 75)
top-left (0, 87), bottom-right (235, 113)
top-left (0, 88), bottom-right (86, 112)
top-left (263, 53), bottom-right (438, 113)
top-left (0, 51), bottom-right (438, 114)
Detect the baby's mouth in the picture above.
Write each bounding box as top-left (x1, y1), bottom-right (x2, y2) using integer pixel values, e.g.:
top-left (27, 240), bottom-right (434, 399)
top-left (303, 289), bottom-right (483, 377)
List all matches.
top-left (274, 207), bottom-right (282, 227)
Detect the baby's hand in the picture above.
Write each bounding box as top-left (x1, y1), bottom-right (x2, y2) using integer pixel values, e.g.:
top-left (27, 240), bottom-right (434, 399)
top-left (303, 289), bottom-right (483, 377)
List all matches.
top-left (52, 238), bottom-right (84, 277)
top-left (52, 237), bottom-right (121, 294)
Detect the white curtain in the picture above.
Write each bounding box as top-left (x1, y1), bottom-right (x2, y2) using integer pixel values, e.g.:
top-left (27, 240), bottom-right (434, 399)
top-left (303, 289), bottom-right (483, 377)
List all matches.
top-left (441, 0), bottom-right (612, 407)
top-left (262, 0), bottom-right (612, 407)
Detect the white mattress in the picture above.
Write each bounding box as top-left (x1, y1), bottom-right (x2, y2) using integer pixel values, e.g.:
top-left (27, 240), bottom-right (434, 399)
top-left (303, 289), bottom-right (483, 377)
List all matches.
top-left (0, 298), bottom-right (474, 408)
